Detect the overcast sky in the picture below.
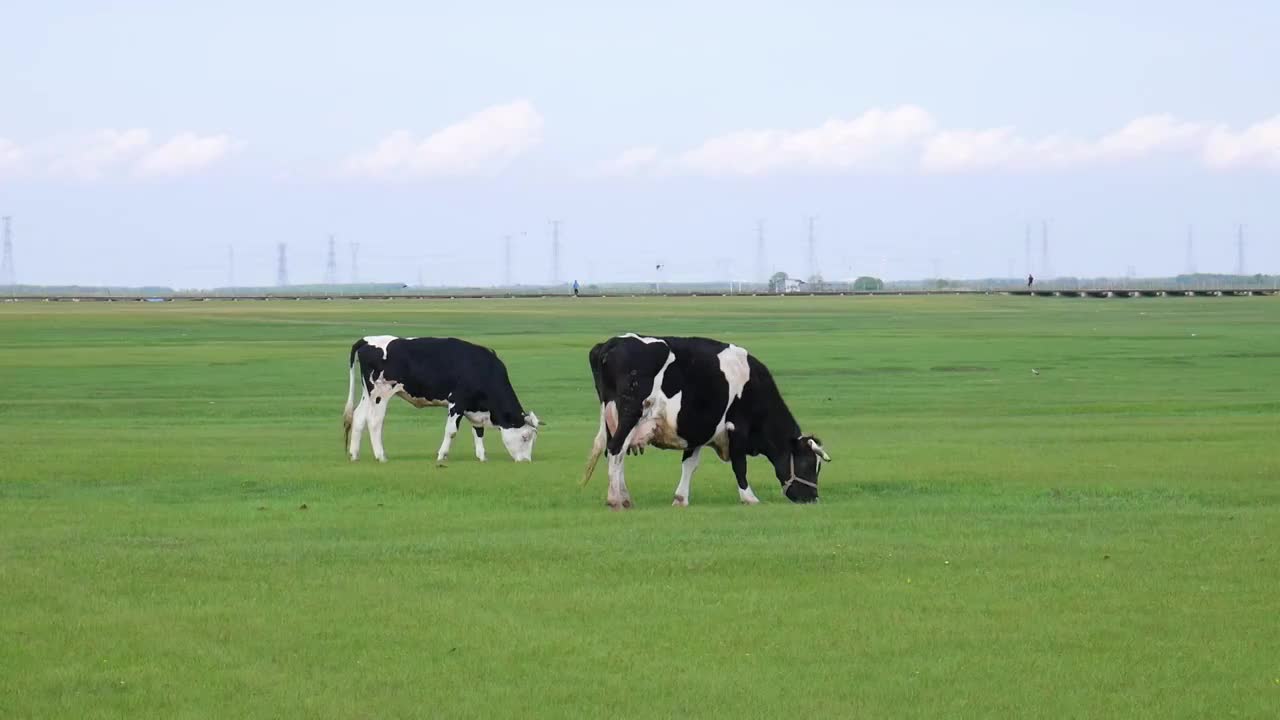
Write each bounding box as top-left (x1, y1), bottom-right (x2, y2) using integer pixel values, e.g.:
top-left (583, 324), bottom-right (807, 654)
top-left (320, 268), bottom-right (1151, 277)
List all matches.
top-left (2, 1), bottom-right (1278, 287)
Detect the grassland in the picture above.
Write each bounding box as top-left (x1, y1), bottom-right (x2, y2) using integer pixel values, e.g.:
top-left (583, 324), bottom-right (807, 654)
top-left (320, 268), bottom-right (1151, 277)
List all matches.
top-left (1, 295), bottom-right (1277, 719)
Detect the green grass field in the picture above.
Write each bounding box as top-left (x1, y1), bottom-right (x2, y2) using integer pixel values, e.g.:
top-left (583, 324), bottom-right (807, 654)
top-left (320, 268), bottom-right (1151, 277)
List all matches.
top-left (2, 295), bottom-right (1277, 718)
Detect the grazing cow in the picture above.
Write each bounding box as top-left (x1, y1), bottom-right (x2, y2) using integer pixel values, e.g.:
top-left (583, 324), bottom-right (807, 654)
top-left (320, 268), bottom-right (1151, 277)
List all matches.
top-left (582, 333), bottom-right (830, 509)
top-left (343, 336), bottom-right (542, 464)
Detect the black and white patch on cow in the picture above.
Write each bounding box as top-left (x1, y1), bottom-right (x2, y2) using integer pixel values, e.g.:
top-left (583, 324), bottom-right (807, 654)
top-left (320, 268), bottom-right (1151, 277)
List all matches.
top-left (582, 333), bottom-right (830, 509)
top-left (343, 335), bottom-right (542, 464)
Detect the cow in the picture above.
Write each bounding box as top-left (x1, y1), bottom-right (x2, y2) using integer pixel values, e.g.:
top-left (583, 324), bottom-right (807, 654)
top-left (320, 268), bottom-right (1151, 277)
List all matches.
top-left (343, 336), bottom-right (542, 465)
top-left (582, 333), bottom-right (830, 509)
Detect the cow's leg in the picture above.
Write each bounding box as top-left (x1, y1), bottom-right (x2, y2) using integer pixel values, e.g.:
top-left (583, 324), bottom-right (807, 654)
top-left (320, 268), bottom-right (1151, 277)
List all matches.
top-left (436, 405), bottom-right (462, 465)
top-left (604, 403), bottom-right (643, 510)
top-left (731, 451), bottom-right (760, 505)
top-left (348, 395), bottom-right (370, 461)
top-left (606, 453), bottom-right (632, 511)
top-left (470, 423), bottom-right (487, 462)
top-left (367, 387), bottom-right (394, 463)
top-left (673, 447), bottom-right (701, 506)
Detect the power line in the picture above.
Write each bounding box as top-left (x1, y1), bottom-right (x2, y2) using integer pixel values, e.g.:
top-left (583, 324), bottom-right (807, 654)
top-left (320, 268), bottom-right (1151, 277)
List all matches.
top-left (503, 235), bottom-right (512, 287)
top-left (1, 216), bottom-right (14, 287)
top-left (549, 220), bottom-right (562, 285)
top-left (1236, 223), bottom-right (1246, 275)
top-left (806, 216), bottom-right (817, 280)
top-left (349, 242), bottom-right (359, 284)
top-left (1185, 225), bottom-right (1195, 275)
top-left (755, 219), bottom-right (766, 283)
top-left (1024, 222), bottom-right (1032, 276)
top-left (324, 235), bottom-right (338, 285)
top-left (276, 243), bottom-right (289, 287)
top-left (1040, 220), bottom-right (1051, 278)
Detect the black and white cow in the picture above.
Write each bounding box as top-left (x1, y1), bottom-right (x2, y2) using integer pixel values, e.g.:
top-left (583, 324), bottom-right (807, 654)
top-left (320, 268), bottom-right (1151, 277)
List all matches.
top-left (583, 333), bottom-right (830, 509)
top-left (343, 336), bottom-right (542, 464)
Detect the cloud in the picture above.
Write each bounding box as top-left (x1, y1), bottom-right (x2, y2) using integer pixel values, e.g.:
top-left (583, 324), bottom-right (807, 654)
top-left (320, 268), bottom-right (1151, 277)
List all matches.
top-left (47, 129), bottom-right (153, 180)
top-left (345, 100), bottom-right (544, 179)
top-left (1096, 114), bottom-right (1203, 157)
top-left (921, 114), bottom-right (1206, 173)
top-left (601, 145), bottom-right (661, 177)
top-left (0, 138), bottom-right (26, 177)
top-left (1202, 116), bottom-right (1280, 170)
top-left (645, 105), bottom-right (935, 176)
top-left (609, 109), bottom-right (1280, 176)
top-left (136, 133), bottom-right (239, 177)
top-left (0, 129), bottom-right (238, 180)
top-left (922, 127), bottom-right (1041, 172)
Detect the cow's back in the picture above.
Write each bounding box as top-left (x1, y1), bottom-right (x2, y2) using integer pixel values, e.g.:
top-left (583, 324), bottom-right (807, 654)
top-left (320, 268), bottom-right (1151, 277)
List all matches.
top-left (357, 336), bottom-right (511, 405)
top-left (587, 335), bottom-right (669, 405)
top-left (590, 334), bottom-right (745, 449)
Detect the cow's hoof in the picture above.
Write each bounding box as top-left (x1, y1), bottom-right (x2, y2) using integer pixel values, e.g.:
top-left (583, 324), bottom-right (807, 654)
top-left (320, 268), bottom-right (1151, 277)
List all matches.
top-left (436, 461), bottom-right (448, 468)
top-left (740, 497), bottom-right (760, 506)
top-left (607, 499), bottom-right (633, 511)
top-left (672, 495), bottom-right (688, 507)
top-left (376, 457), bottom-right (387, 463)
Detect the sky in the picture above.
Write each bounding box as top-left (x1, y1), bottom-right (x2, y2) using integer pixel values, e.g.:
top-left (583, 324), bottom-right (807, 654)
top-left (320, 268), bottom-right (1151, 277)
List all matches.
top-left (1, 1), bottom-right (1278, 287)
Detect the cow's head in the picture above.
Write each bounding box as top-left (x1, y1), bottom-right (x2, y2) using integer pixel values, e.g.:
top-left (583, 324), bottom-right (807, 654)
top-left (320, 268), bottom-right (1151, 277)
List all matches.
top-left (500, 412), bottom-right (542, 462)
top-left (783, 435), bottom-right (830, 503)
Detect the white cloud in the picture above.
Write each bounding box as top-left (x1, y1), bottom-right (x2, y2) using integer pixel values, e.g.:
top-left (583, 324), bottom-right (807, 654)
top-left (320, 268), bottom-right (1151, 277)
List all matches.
top-left (0, 129), bottom-right (238, 180)
top-left (1202, 116), bottom-right (1280, 170)
top-left (610, 109), bottom-right (1280, 176)
top-left (0, 138), bottom-right (26, 177)
top-left (47, 128), bottom-right (153, 180)
top-left (921, 114), bottom-right (1207, 173)
top-left (136, 133), bottom-right (238, 177)
top-left (671, 105), bottom-right (935, 176)
top-left (345, 100), bottom-right (544, 179)
top-left (922, 127), bottom-right (1034, 172)
top-left (1096, 114), bottom-right (1203, 157)
top-left (601, 145), bottom-right (661, 177)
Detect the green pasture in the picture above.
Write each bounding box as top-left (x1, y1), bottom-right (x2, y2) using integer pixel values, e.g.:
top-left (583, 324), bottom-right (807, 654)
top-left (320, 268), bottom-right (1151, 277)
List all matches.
top-left (1, 295), bottom-right (1277, 718)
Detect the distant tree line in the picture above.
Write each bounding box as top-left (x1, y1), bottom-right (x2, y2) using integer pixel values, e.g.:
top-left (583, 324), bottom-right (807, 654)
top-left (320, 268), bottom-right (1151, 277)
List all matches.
top-left (3, 273), bottom-right (1273, 298)
top-left (887, 273), bottom-right (1279, 291)
top-left (767, 272), bottom-right (884, 293)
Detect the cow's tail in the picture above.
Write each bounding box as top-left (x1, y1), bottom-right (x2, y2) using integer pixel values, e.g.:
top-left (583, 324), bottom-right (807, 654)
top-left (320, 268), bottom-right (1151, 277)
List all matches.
top-left (343, 341), bottom-right (362, 449)
top-left (581, 404), bottom-right (609, 487)
top-left (582, 343), bottom-right (612, 487)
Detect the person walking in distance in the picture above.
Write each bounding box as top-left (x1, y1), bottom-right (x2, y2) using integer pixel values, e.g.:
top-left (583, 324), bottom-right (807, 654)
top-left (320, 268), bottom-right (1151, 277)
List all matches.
top-left (572, 279), bottom-right (580, 297)
top-left (1027, 273), bottom-right (1034, 288)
